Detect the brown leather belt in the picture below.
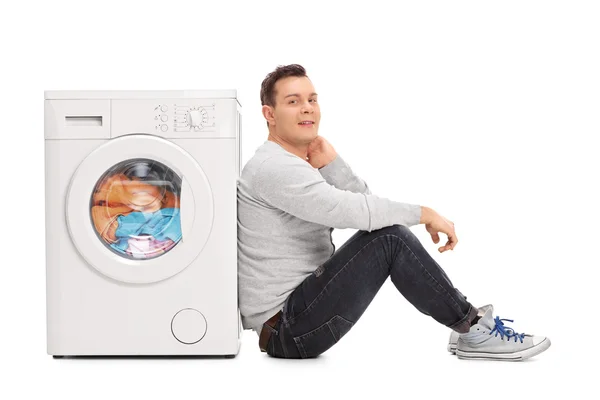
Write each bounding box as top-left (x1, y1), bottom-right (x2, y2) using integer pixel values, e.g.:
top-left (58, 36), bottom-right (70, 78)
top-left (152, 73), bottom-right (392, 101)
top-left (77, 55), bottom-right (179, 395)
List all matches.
top-left (259, 310), bottom-right (282, 352)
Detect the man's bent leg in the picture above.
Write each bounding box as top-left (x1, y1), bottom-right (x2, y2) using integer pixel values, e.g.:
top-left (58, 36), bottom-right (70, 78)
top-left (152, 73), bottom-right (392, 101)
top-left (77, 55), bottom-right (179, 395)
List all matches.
top-left (267, 224), bottom-right (476, 358)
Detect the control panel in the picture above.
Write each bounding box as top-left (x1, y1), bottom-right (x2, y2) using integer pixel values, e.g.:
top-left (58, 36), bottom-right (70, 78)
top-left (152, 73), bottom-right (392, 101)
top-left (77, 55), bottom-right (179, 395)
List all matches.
top-left (111, 98), bottom-right (236, 139)
top-left (153, 102), bottom-right (216, 134)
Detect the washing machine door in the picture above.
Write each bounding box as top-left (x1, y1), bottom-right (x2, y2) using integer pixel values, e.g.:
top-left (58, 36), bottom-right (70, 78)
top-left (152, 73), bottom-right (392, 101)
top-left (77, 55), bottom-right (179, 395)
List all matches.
top-left (66, 134), bottom-right (214, 284)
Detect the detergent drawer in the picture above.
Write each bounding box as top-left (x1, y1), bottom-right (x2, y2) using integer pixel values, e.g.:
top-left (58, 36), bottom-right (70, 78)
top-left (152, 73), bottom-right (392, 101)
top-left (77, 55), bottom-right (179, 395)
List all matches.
top-left (45, 99), bottom-right (111, 140)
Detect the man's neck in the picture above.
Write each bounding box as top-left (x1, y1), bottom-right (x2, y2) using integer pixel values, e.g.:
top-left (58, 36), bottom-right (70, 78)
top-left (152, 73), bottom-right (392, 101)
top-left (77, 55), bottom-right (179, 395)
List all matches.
top-left (267, 134), bottom-right (309, 162)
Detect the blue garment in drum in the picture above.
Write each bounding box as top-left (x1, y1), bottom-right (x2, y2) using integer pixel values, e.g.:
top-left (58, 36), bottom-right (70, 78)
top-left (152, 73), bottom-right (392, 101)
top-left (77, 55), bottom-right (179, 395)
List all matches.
top-left (110, 208), bottom-right (181, 252)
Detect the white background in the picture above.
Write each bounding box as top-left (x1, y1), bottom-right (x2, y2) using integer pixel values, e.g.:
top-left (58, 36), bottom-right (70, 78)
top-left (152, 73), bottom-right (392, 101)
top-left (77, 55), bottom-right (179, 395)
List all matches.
top-left (1, 0), bottom-right (598, 398)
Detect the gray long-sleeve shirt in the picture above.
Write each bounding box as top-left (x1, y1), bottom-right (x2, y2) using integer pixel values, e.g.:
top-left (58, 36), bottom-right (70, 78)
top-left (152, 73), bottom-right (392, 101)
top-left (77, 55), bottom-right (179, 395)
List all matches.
top-left (237, 140), bottom-right (422, 334)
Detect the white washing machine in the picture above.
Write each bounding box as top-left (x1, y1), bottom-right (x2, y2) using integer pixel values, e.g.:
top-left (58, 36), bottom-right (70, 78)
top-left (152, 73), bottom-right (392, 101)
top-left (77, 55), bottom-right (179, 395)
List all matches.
top-left (44, 90), bottom-right (242, 357)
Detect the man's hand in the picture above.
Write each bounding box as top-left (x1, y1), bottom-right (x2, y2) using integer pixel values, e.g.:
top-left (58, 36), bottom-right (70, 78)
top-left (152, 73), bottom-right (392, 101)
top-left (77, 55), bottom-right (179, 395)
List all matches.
top-left (307, 136), bottom-right (337, 169)
top-left (422, 207), bottom-right (458, 253)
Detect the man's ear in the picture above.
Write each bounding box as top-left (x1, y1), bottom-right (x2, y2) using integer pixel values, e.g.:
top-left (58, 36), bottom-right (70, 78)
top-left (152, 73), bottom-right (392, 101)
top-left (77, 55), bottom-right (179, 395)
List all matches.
top-left (262, 105), bottom-right (275, 126)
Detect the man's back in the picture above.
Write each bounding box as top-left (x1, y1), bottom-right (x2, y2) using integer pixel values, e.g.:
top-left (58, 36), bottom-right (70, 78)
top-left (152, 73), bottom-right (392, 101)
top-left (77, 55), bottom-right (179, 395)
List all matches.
top-left (237, 140), bottom-right (337, 334)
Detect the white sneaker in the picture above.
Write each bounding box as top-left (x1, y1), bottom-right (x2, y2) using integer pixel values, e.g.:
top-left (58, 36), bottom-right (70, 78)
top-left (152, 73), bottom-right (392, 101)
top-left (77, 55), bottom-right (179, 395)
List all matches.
top-left (447, 304), bottom-right (493, 354)
top-left (455, 307), bottom-right (551, 361)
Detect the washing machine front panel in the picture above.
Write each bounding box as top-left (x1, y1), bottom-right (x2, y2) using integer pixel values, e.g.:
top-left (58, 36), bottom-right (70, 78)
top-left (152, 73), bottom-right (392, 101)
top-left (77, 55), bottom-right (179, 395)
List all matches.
top-left (66, 134), bottom-right (214, 284)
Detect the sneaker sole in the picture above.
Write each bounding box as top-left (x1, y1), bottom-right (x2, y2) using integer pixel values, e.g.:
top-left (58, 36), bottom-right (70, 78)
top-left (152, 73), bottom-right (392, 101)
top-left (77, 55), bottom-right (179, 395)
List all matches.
top-left (448, 343), bottom-right (457, 354)
top-left (456, 337), bottom-right (551, 361)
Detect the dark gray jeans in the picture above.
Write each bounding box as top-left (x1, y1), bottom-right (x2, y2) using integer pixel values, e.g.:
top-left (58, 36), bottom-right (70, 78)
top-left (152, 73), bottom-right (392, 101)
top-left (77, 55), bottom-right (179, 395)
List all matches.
top-left (264, 224), bottom-right (478, 358)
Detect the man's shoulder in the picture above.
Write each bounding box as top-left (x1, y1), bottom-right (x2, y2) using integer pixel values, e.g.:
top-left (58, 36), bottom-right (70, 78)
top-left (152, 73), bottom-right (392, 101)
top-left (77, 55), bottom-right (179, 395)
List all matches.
top-left (244, 151), bottom-right (305, 178)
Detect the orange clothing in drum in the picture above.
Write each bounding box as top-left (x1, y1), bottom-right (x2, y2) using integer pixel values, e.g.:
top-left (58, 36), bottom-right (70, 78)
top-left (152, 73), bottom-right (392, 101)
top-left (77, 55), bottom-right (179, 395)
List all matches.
top-left (90, 174), bottom-right (179, 243)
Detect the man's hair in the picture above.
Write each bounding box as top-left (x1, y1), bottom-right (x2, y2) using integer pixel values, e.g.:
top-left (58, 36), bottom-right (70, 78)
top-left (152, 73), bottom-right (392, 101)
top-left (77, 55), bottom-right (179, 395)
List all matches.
top-left (260, 64), bottom-right (308, 127)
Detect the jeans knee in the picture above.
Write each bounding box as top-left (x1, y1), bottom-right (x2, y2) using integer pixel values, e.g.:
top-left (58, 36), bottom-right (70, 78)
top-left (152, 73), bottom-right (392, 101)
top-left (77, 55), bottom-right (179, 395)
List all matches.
top-left (371, 225), bottom-right (421, 258)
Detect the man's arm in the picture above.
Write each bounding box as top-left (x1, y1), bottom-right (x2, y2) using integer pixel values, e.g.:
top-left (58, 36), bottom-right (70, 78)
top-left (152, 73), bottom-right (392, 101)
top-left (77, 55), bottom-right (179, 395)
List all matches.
top-left (318, 154), bottom-right (372, 195)
top-left (254, 153), bottom-right (421, 231)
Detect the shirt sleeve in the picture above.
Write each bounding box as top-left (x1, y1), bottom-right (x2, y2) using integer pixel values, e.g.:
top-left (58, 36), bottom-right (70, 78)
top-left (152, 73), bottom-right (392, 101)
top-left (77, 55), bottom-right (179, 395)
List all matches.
top-left (318, 154), bottom-right (372, 195)
top-left (253, 154), bottom-right (421, 231)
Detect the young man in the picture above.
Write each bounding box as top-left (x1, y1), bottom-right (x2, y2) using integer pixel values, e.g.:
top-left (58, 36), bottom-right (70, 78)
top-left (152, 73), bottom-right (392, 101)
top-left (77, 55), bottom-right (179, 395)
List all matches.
top-left (236, 64), bottom-right (550, 360)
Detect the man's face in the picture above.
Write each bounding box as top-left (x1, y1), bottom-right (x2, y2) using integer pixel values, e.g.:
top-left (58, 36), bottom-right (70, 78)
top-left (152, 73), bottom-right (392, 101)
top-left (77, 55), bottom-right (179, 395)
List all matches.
top-left (267, 76), bottom-right (320, 144)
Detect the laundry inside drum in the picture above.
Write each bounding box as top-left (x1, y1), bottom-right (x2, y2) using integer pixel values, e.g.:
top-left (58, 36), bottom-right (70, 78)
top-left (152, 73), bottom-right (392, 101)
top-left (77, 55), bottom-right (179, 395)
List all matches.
top-left (89, 158), bottom-right (183, 260)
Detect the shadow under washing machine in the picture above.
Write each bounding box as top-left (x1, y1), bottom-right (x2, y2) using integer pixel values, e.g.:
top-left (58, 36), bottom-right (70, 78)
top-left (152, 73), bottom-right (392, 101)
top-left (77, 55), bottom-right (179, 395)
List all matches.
top-left (44, 90), bottom-right (242, 357)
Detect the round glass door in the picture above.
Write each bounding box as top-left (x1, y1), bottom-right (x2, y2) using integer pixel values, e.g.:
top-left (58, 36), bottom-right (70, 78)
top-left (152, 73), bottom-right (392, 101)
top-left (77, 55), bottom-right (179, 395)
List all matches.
top-left (66, 134), bottom-right (214, 284)
top-left (90, 158), bottom-right (182, 260)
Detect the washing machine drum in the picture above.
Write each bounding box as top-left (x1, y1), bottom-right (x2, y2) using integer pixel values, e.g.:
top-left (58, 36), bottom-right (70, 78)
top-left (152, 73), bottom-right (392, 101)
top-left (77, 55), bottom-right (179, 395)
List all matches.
top-left (90, 158), bottom-right (183, 260)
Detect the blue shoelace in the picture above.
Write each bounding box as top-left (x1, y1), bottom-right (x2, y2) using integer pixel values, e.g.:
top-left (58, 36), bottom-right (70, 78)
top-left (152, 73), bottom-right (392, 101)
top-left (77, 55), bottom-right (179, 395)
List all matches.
top-left (490, 316), bottom-right (526, 343)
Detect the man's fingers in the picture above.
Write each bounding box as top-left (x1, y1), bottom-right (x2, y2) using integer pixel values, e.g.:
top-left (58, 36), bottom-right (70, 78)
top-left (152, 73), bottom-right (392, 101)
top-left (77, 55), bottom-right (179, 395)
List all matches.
top-left (448, 233), bottom-right (458, 250)
top-left (439, 233), bottom-right (458, 252)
